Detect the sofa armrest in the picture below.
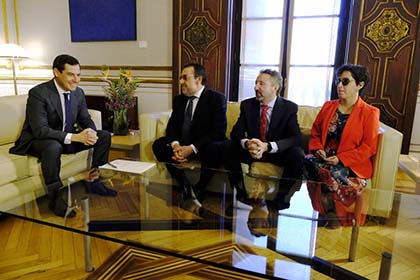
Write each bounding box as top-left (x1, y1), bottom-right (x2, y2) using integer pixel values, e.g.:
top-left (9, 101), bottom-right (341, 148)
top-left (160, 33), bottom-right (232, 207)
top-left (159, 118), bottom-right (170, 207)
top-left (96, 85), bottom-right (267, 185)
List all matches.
top-left (88, 109), bottom-right (102, 130)
top-left (369, 122), bottom-right (403, 217)
top-left (139, 111), bottom-right (171, 162)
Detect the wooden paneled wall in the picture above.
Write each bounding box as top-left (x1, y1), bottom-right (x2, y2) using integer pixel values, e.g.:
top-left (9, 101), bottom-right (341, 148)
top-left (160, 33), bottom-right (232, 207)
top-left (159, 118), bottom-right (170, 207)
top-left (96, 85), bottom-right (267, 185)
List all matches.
top-left (172, 0), bottom-right (230, 96)
top-left (348, 0), bottom-right (420, 153)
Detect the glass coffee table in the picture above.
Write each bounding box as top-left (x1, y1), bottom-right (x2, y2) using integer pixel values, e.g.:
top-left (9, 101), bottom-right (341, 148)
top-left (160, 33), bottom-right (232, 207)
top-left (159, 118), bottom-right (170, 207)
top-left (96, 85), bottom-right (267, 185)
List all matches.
top-left (1, 159), bottom-right (419, 279)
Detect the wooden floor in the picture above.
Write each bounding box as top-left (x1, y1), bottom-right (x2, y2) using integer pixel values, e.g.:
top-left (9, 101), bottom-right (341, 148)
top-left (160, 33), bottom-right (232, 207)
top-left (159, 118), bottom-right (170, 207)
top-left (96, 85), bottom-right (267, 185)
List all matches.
top-left (0, 168), bottom-right (417, 279)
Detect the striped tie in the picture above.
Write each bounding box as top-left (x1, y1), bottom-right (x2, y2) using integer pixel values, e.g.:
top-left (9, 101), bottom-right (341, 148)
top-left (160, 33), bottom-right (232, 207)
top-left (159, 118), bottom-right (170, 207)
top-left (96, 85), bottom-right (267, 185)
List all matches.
top-left (260, 104), bottom-right (269, 142)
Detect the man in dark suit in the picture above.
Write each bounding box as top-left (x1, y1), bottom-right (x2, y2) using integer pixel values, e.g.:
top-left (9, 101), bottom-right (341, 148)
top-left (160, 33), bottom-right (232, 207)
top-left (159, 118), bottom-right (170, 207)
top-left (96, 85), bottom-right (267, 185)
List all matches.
top-left (152, 63), bottom-right (227, 203)
top-left (10, 54), bottom-right (116, 218)
top-left (226, 69), bottom-right (304, 210)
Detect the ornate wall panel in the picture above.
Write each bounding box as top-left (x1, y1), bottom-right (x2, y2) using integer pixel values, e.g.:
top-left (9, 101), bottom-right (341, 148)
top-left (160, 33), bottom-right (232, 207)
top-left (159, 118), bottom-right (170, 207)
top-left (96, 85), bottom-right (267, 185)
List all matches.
top-left (173, 0), bottom-right (230, 96)
top-left (348, 0), bottom-right (420, 153)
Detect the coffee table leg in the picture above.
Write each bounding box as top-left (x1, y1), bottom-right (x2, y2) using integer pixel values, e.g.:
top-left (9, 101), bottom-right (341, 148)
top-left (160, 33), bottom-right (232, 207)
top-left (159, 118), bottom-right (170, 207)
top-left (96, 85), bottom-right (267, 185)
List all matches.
top-left (81, 197), bottom-right (94, 272)
top-left (378, 252), bottom-right (392, 280)
top-left (349, 225), bottom-right (359, 261)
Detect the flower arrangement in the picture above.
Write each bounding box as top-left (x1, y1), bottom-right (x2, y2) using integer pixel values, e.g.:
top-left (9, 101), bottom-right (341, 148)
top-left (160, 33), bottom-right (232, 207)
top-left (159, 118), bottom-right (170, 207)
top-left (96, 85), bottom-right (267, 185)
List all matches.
top-left (101, 66), bottom-right (142, 111)
top-left (100, 66), bottom-right (142, 135)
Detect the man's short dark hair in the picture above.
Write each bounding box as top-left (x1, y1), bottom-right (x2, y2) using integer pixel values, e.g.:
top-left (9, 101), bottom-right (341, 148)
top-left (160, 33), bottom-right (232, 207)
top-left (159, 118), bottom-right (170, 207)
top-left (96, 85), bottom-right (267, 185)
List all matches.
top-left (53, 54), bottom-right (80, 73)
top-left (336, 64), bottom-right (370, 96)
top-left (259, 69), bottom-right (283, 94)
top-left (183, 63), bottom-right (208, 85)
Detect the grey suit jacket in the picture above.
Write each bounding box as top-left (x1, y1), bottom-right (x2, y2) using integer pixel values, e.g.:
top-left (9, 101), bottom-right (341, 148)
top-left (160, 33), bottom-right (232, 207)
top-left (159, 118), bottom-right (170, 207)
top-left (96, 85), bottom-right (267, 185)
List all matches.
top-left (9, 79), bottom-right (95, 155)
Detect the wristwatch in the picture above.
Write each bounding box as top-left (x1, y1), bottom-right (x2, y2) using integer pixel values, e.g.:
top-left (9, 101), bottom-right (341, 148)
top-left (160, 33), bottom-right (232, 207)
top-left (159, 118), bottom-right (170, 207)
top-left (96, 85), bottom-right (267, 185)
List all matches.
top-left (266, 142), bottom-right (272, 153)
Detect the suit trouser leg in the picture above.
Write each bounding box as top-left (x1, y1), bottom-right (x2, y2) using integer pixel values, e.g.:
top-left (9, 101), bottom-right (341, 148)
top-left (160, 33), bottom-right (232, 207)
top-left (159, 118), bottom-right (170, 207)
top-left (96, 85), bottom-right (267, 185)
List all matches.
top-left (224, 140), bottom-right (251, 196)
top-left (193, 140), bottom-right (227, 199)
top-left (28, 139), bottom-right (66, 212)
top-left (152, 137), bottom-right (192, 191)
top-left (91, 130), bottom-right (111, 168)
top-left (28, 139), bottom-right (64, 189)
top-left (267, 147), bottom-right (304, 200)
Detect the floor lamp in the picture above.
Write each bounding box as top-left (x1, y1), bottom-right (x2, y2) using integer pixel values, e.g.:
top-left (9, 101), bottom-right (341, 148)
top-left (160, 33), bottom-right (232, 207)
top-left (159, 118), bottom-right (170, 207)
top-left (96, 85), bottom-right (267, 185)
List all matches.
top-left (0, 43), bottom-right (29, 95)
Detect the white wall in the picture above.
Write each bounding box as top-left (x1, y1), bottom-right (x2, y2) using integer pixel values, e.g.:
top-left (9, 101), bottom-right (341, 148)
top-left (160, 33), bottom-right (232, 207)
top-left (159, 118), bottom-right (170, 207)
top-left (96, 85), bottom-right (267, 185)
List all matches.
top-left (0, 0), bottom-right (173, 114)
top-left (1, 0), bottom-right (420, 154)
top-left (17, 0), bottom-right (172, 66)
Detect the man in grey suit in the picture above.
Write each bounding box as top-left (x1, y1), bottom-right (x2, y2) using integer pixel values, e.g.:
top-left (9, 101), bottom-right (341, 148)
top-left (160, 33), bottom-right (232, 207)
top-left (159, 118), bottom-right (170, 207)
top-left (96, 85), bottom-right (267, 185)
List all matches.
top-left (226, 69), bottom-right (304, 210)
top-left (10, 54), bottom-right (116, 217)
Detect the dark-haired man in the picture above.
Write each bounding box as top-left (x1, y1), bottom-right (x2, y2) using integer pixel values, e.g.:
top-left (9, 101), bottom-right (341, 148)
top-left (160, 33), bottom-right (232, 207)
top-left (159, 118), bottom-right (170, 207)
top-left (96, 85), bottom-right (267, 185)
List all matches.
top-left (226, 69), bottom-right (304, 210)
top-left (152, 63), bottom-right (227, 203)
top-left (10, 54), bottom-right (116, 217)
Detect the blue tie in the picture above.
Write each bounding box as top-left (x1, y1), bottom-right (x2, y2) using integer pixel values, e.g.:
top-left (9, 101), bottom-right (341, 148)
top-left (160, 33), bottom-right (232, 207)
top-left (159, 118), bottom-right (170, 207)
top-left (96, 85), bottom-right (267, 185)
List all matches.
top-left (63, 93), bottom-right (74, 133)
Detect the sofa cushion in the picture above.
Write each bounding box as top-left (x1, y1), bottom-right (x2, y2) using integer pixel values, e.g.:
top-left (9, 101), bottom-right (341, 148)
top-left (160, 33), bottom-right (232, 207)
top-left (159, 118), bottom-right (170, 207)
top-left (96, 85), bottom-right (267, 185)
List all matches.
top-left (226, 102), bottom-right (240, 138)
top-left (0, 95), bottom-right (27, 145)
top-left (157, 112), bottom-right (171, 139)
top-left (0, 144), bottom-right (30, 185)
top-left (28, 149), bottom-right (91, 177)
top-left (297, 105), bottom-right (321, 130)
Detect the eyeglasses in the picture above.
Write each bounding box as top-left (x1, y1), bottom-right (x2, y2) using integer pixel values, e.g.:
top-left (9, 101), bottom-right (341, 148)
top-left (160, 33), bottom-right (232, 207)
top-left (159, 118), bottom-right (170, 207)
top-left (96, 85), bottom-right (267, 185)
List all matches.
top-left (335, 78), bottom-right (355, 86)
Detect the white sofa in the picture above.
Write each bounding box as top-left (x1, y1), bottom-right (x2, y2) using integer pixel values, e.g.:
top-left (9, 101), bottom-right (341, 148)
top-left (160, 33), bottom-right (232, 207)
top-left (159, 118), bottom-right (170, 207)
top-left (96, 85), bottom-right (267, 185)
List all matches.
top-left (0, 95), bottom-right (102, 211)
top-left (139, 102), bottom-right (403, 218)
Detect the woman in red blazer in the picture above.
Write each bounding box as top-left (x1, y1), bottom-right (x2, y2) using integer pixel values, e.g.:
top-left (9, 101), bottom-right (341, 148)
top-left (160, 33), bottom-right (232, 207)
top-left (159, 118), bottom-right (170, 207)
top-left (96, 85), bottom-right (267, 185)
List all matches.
top-left (305, 64), bottom-right (380, 227)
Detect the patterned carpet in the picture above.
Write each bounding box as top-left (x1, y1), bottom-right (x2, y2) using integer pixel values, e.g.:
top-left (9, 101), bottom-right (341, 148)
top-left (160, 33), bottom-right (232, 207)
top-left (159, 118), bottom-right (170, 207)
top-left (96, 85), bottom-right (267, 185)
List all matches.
top-left (87, 241), bottom-right (270, 279)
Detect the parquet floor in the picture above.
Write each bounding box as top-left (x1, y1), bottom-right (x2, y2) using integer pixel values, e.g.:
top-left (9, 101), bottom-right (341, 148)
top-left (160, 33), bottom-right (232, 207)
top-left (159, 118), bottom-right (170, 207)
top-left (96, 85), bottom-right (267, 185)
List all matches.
top-left (0, 168), bottom-right (417, 279)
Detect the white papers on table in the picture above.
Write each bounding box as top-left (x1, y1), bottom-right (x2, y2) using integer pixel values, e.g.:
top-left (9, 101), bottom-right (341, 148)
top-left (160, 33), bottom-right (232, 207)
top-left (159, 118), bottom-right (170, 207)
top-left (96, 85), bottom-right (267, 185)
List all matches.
top-left (100, 160), bottom-right (156, 174)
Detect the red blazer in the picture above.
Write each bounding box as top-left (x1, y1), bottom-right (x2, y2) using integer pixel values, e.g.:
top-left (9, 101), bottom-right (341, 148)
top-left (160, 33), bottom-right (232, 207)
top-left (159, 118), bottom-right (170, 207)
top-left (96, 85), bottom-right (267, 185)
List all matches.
top-left (309, 98), bottom-right (380, 178)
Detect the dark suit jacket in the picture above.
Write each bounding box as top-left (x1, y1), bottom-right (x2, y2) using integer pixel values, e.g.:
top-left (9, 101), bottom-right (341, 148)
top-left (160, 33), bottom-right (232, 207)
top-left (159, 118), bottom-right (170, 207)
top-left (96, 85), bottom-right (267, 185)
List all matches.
top-left (10, 79), bottom-right (96, 155)
top-left (165, 87), bottom-right (227, 151)
top-left (230, 96), bottom-right (302, 153)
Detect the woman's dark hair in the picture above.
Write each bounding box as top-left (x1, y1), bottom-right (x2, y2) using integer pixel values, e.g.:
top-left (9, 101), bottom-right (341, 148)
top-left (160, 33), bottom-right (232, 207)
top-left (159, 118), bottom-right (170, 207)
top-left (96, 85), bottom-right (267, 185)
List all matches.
top-left (183, 63), bottom-right (208, 85)
top-left (52, 54), bottom-right (80, 73)
top-left (336, 64), bottom-right (370, 96)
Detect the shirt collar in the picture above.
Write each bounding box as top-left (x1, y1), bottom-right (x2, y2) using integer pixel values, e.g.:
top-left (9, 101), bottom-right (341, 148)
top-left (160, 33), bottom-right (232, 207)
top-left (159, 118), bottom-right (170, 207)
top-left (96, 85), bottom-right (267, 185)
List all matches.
top-left (261, 97), bottom-right (276, 108)
top-left (191, 85), bottom-right (205, 99)
top-left (53, 79), bottom-right (69, 95)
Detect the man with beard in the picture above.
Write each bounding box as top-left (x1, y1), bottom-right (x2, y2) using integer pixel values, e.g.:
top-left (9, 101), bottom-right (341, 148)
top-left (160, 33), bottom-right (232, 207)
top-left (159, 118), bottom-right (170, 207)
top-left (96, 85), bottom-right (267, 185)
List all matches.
top-left (152, 63), bottom-right (227, 203)
top-left (225, 69), bottom-right (304, 210)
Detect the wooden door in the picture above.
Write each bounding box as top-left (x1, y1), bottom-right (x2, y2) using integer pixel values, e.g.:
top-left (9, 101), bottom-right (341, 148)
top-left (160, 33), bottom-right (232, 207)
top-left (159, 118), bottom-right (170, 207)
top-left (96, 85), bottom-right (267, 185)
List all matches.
top-left (347, 0), bottom-right (420, 153)
top-left (173, 0), bottom-right (230, 96)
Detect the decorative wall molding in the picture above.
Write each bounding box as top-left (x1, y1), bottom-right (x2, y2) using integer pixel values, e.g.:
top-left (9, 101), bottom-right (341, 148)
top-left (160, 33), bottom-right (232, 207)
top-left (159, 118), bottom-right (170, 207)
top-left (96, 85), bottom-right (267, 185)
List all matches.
top-left (365, 9), bottom-right (410, 52)
top-left (184, 16), bottom-right (216, 53)
top-left (0, 64), bottom-right (173, 86)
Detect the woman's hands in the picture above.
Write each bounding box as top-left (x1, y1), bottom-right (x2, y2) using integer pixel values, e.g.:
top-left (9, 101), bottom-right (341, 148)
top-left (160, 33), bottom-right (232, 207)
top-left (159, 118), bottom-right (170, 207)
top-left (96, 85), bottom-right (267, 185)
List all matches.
top-left (315, 149), bottom-right (340, 165)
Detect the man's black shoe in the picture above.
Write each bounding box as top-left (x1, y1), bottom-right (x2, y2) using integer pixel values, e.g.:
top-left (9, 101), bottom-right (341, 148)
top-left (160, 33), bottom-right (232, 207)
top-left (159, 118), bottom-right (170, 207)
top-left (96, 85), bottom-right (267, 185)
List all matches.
top-left (85, 179), bottom-right (117, 196)
top-left (268, 192), bottom-right (290, 211)
top-left (49, 197), bottom-right (76, 218)
top-left (235, 187), bottom-right (252, 205)
top-left (225, 204), bottom-right (234, 217)
top-left (180, 184), bottom-right (194, 200)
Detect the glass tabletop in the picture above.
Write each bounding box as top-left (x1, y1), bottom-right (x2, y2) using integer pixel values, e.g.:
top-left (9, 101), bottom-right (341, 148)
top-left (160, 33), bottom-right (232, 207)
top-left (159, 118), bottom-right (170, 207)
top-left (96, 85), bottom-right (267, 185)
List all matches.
top-left (1, 159), bottom-right (419, 279)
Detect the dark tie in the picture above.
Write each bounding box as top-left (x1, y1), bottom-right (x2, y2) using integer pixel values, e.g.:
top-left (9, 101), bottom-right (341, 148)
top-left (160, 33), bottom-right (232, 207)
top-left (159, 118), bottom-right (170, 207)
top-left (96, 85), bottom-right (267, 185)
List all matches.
top-left (260, 104), bottom-right (269, 142)
top-left (181, 96), bottom-right (196, 144)
top-left (63, 93), bottom-right (74, 133)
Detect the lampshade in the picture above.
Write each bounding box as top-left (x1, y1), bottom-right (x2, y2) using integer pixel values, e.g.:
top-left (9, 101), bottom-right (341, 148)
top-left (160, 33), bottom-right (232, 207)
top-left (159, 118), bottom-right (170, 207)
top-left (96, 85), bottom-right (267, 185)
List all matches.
top-left (0, 43), bottom-right (29, 59)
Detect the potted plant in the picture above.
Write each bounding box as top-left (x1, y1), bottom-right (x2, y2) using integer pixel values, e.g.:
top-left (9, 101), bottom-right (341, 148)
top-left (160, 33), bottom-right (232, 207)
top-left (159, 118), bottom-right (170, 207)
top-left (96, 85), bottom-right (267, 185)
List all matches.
top-left (101, 66), bottom-right (142, 135)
